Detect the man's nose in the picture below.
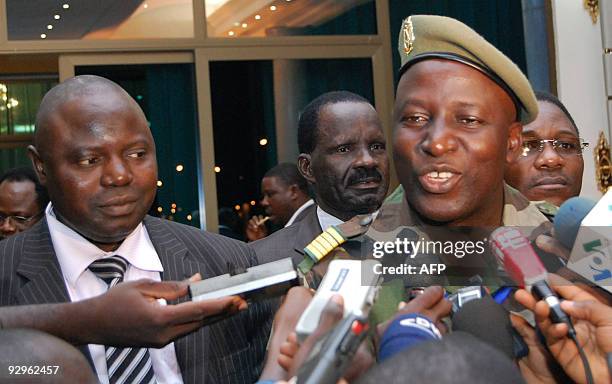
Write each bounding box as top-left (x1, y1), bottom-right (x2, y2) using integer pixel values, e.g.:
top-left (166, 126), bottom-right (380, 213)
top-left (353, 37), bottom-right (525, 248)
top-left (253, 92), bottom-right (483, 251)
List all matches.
top-left (101, 157), bottom-right (134, 187)
top-left (354, 146), bottom-right (377, 168)
top-left (419, 119), bottom-right (458, 157)
top-left (534, 142), bottom-right (565, 170)
top-left (0, 218), bottom-right (17, 237)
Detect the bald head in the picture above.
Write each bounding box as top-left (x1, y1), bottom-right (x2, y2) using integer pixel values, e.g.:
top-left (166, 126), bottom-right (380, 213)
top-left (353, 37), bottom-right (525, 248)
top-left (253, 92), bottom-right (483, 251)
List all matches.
top-left (0, 329), bottom-right (97, 383)
top-left (28, 75), bottom-right (158, 251)
top-left (34, 75), bottom-right (145, 156)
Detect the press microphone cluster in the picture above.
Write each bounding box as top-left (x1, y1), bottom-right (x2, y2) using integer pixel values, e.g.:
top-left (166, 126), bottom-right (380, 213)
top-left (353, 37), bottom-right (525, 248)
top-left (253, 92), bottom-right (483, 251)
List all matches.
top-left (490, 227), bottom-right (596, 384)
top-left (490, 227), bottom-right (576, 336)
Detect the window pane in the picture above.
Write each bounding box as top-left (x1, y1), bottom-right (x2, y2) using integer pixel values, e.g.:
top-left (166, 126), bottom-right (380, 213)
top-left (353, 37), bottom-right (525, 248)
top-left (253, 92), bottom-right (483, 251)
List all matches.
top-left (7, 0), bottom-right (194, 40)
top-left (206, 0), bottom-right (376, 38)
top-left (0, 80), bottom-right (57, 136)
top-left (0, 147), bottom-right (30, 175)
top-left (0, 79), bottom-right (57, 173)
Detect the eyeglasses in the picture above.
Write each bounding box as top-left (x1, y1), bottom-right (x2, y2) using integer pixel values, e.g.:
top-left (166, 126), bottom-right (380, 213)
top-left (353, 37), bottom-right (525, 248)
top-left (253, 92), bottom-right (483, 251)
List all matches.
top-left (0, 212), bottom-right (42, 228)
top-left (520, 138), bottom-right (589, 157)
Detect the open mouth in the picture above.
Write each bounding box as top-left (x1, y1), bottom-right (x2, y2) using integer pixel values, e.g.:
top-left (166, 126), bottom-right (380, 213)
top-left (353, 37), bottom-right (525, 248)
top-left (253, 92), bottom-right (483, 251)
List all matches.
top-left (417, 169), bottom-right (461, 194)
top-left (349, 176), bottom-right (381, 189)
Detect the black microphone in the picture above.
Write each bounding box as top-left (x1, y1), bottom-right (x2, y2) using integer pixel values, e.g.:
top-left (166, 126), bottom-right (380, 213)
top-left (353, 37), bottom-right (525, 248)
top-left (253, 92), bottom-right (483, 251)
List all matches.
top-left (451, 296), bottom-right (515, 360)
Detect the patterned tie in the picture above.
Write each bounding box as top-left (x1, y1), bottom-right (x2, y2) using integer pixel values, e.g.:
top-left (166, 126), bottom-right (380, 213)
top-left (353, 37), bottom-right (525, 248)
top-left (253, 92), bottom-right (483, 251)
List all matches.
top-left (88, 256), bottom-right (156, 384)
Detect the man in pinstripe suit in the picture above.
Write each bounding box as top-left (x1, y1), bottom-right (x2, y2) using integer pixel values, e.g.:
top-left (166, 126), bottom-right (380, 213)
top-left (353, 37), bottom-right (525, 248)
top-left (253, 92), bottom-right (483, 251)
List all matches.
top-left (0, 75), bottom-right (272, 384)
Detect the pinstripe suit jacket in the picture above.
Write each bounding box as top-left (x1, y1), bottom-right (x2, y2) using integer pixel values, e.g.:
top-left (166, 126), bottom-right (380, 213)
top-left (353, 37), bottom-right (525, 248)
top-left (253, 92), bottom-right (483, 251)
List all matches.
top-left (0, 215), bottom-right (272, 384)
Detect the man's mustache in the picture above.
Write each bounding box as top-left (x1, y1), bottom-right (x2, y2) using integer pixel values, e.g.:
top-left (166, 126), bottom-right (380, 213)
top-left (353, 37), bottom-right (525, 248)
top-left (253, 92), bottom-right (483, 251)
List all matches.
top-left (347, 168), bottom-right (383, 185)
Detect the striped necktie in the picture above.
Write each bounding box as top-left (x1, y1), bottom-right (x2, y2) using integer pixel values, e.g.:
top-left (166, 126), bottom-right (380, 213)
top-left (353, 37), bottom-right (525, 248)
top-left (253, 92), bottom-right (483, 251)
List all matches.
top-left (89, 255), bottom-right (156, 384)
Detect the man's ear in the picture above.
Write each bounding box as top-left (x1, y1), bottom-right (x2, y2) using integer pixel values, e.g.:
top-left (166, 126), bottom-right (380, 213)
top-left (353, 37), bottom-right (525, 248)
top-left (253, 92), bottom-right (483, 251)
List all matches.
top-left (506, 122), bottom-right (523, 165)
top-left (297, 154), bottom-right (315, 184)
top-left (288, 184), bottom-right (300, 200)
top-left (28, 145), bottom-right (47, 186)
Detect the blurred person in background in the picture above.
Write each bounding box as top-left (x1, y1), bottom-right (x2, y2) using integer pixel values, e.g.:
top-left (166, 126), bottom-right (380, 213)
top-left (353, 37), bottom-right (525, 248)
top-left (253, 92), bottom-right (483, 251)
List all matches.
top-left (247, 162), bottom-right (313, 241)
top-left (0, 166), bottom-right (49, 240)
top-left (505, 91), bottom-right (586, 207)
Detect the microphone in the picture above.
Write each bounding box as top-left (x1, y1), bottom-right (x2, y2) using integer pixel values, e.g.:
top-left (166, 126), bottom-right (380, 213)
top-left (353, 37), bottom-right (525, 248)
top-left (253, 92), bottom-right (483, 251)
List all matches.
top-left (490, 227), bottom-right (576, 337)
top-left (295, 312), bottom-right (369, 384)
top-left (553, 195), bottom-right (612, 292)
top-left (553, 197), bottom-right (596, 250)
top-left (378, 313), bottom-right (442, 362)
top-left (451, 296), bottom-right (515, 360)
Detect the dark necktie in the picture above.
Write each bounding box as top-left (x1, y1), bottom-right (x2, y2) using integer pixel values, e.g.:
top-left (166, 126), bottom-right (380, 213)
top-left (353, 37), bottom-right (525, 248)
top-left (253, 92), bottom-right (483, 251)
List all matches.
top-left (88, 255), bottom-right (156, 384)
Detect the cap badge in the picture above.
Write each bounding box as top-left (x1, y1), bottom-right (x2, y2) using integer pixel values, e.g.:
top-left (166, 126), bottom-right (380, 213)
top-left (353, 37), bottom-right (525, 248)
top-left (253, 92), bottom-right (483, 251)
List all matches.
top-left (402, 17), bottom-right (415, 55)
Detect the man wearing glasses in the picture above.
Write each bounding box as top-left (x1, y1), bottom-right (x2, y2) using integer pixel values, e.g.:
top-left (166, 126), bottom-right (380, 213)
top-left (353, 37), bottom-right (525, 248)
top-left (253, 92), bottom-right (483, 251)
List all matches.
top-left (506, 91), bottom-right (587, 207)
top-left (0, 166), bottom-right (48, 240)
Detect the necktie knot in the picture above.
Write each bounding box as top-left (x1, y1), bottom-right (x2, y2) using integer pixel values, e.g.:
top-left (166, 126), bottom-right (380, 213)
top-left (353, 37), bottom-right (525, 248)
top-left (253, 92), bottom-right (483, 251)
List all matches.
top-left (88, 255), bottom-right (128, 287)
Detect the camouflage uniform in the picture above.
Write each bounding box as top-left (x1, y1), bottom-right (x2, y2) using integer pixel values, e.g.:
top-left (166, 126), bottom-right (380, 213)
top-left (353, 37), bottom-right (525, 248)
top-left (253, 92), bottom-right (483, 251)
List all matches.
top-left (297, 183), bottom-right (559, 324)
top-left (362, 183), bottom-right (558, 322)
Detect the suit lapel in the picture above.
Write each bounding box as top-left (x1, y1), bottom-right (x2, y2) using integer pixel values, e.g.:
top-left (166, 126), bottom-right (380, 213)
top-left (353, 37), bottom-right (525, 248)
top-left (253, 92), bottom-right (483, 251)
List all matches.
top-left (143, 216), bottom-right (210, 384)
top-left (15, 218), bottom-right (70, 305)
top-left (14, 218), bottom-right (94, 368)
top-left (292, 206), bottom-right (323, 256)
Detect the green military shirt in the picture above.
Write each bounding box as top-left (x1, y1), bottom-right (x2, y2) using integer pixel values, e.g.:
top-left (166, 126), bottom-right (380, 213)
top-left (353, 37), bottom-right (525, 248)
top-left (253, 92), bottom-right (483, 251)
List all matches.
top-left (363, 183), bottom-right (555, 324)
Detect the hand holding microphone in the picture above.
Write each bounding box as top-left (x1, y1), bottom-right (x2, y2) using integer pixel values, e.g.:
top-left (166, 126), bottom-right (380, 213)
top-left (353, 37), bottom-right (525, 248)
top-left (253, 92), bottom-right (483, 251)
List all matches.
top-left (515, 274), bottom-right (611, 384)
top-left (376, 286), bottom-right (451, 341)
top-left (490, 227), bottom-right (601, 384)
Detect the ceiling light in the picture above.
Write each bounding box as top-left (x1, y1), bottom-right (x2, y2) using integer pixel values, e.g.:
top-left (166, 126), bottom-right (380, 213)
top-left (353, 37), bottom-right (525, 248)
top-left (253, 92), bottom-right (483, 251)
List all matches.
top-left (242, 23), bottom-right (247, 28)
top-left (259, 138), bottom-right (268, 146)
top-left (54, 14), bottom-right (60, 20)
top-left (62, 3), bottom-right (70, 9)
top-left (143, 3), bottom-right (148, 8)
top-left (255, 14), bottom-right (261, 20)
top-left (214, 166), bottom-right (221, 173)
top-left (270, 5), bottom-right (277, 11)
top-left (47, 25), bottom-right (53, 30)
top-left (40, 33), bottom-right (47, 39)
top-left (228, 31), bottom-right (235, 36)
top-left (233, 22), bottom-right (240, 26)
top-left (176, 164), bottom-right (184, 172)
top-left (156, 180), bottom-right (163, 187)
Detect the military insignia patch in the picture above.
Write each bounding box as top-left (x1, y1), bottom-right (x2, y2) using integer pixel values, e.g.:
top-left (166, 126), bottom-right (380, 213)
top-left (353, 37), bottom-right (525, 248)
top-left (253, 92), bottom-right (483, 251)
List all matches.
top-left (402, 16), bottom-right (415, 55)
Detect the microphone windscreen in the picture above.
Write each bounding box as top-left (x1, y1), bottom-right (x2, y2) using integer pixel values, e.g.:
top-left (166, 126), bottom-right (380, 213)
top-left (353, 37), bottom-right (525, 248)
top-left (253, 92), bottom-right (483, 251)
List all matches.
top-left (378, 313), bottom-right (442, 362)
top-left (451, 296), bottom-right (514, 360)
top-left (554, 197), bottom-right (596, 250)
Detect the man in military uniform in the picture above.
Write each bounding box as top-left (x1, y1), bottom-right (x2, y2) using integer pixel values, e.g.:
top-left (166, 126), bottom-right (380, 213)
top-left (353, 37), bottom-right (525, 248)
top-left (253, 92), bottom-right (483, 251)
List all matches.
top-left (292, 16), bottom-right (566, 321)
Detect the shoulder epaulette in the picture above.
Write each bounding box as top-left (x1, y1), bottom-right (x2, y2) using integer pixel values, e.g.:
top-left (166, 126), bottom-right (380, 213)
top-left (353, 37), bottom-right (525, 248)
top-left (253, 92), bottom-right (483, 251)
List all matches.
top-left (303, 214), bottom-right (373, 263)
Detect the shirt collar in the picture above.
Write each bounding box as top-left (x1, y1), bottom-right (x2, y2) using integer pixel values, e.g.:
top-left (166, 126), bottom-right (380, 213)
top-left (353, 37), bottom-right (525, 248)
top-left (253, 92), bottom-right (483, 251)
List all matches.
top-left (285, 199), bottom-right (314, 227)
top-left (316, 206), bottom-right (379, 232)
top-left (46, 204), bottom-right (163, 287)
top-left (316, 206), bottom-right (344, 231)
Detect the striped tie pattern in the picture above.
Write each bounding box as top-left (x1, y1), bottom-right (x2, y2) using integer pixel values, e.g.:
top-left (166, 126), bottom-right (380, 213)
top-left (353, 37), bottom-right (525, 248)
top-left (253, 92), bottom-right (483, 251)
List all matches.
top-left (89, 256), bottom-right (156, 384)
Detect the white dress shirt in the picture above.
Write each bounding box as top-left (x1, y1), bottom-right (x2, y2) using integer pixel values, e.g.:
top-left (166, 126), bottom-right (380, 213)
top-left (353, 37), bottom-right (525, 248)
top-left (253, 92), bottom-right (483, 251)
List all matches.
top-left (285, 199), bottom-right (314, 227)
top-left (316, 206), bottom-right (379, 231)
top-left (46, 204), bottom-right (184, 384)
